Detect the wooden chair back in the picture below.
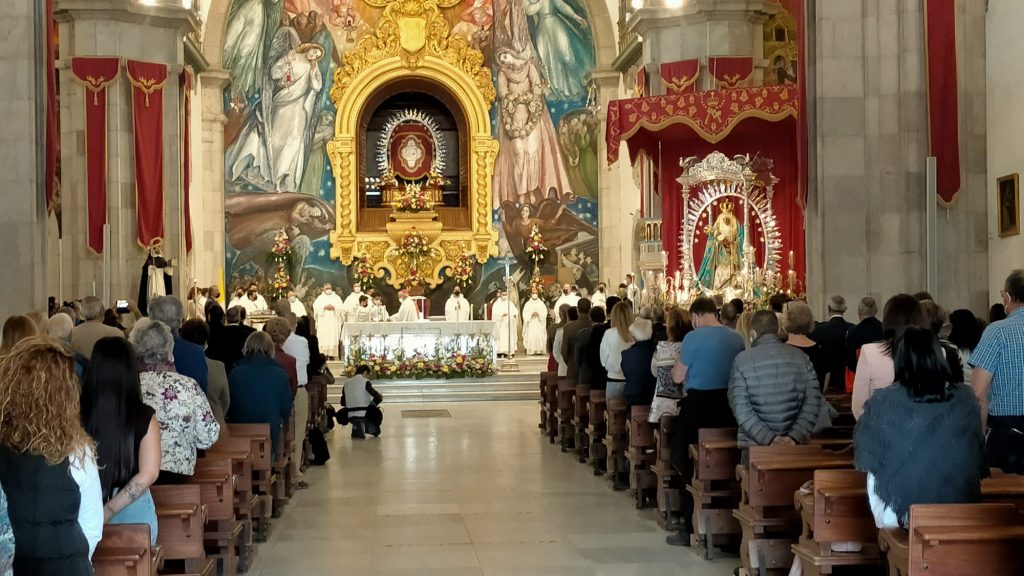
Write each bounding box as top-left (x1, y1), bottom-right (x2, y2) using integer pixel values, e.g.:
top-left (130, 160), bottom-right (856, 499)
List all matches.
top-left (93, 524), bottom-right (153, 576)
top-left (628, 405), bottom-right (655, 448)
top-left (746, 444), bottom-right (854, 508)
top-left (812, 469), bottom-right (877, 544)
top-left (694, 428), bottom-right (739, 482)
top-left (190, 455), bottom-right (235, 522)
top-left (907, 503), bottom-right (1024, 576)
top-left (151, 484), bottom-right (204, 561)
top-left (227, 424), bottom-right (272, 472)
top-left (208, 437), bottom-right (255, 494)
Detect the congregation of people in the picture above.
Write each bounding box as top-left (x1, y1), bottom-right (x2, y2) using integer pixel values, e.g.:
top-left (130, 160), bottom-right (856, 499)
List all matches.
top-left (0, 285), bottom-right (349, 575)
top-left (533, 268), bottom-right (1024, 572)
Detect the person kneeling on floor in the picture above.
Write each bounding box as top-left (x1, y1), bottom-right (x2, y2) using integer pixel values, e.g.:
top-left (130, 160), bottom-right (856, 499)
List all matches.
top-left (341, 365), bottom-right (384, 439)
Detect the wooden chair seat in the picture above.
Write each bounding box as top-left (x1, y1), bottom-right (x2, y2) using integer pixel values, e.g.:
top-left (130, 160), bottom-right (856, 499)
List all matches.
top-left (94, 524), bottom-right (153, 576)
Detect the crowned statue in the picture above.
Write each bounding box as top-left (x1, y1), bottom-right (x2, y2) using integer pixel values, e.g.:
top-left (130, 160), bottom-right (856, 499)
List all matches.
top-left (697, 198), bottom-right (743, 292)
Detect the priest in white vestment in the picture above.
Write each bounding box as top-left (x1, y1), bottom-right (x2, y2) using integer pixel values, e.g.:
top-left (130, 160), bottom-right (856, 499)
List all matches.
top-left (313, 283), bottom-right (345, 358)
top-left (288, 290), bottom-right (308, 317)
top-left (391, 290), bottom-right (421, 322)
top-left (343, 283), bottom-right (363, 322)
top-left (551, 283), bottom-right (580, 320)
top-left (444, 287), bottom-right (471, 321)
top-left (493, 290), bottom-right (519, 356)
top-left (354, 295), bottom-right (373, 322)
top-left (369, 295), bottom-right (389, 322)
top-left (521, 291), bottom-right (548, 355)
top-left (591, 283), bottom-right (607, 309)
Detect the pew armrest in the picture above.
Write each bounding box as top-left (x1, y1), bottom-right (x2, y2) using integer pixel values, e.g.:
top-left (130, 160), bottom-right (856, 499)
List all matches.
top-left (157, 505), bottom-right (199, 518)
top-left (93, 546), bottom-right (148, 562)
top-left (915, 525), bottom-right (1024, 545)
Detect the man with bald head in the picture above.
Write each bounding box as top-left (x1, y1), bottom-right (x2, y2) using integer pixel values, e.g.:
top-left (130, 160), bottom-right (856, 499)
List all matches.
top-left (71, 295), bottom-right (124, 358)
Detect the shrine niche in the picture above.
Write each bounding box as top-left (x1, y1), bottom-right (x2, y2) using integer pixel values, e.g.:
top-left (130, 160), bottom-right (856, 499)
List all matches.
top-left (327, 0), bottom-right (499, 289)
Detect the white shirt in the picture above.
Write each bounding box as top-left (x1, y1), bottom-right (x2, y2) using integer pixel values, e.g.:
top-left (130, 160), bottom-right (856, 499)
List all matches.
top-left (591, 290), bottom-right (607, 309)
top-left (69, 448), bottom-right (103, 559)
top-left (283, 332), bottom-right (310, 387)
top-left (600, 329), bottom-right (633, 380)
top-left (290, 299), bottom-right (308, 318)
top-left (552, 293), bottom-right (580, 320)
top-left (343, 374), bottom-right (374, 418)
top-left (445, 296), bottom-right (471, 321)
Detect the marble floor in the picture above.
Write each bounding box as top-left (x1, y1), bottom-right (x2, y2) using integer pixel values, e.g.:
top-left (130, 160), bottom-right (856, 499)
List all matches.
top-left (247, 400), bottom-right (735, 576)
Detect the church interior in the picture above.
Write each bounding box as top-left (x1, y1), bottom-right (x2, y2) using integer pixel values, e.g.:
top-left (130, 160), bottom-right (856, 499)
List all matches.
top-left (2, 0), bottom-right (1024, 575)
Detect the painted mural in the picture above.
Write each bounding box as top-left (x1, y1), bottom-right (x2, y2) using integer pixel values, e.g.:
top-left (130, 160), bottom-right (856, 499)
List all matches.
top-left (221, 0), bottom-right (600, 314)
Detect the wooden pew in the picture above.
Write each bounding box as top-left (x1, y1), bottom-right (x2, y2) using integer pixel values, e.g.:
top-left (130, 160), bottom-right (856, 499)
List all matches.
top-left (879, 503), bottom-right (1024, 576)
top-left (572, 384), bottom-right (591, 463)
top-left (586, 389), bottom-right (607, 475)
top-left (981, 469), bottom-right (1024, 511)
top-left (790, 469), bottom-right (882, 576)
top-left (652, 414), bottom-right (684, 531)
top-left (93, 524), bottom-right (155, 576)
top-left (538, 372), bottom-right (552, 432)
top-left (226, 424), bottom-right (277, 539)
top-left (189, 455), bottom-right (241, 576)
top-left (557, 377), bottom-right (577, 452)
top-left (624, 405), bottom-right (656, 508)
top-left (687, 428), bottom-right (743, 558)
top-left (545, 376), bottom-right (560, 444)
top-left (207, 437), bottom-right (259, 571)
top-left (735, 444), bottom-right (855, 576)
top-left (151, 484), bottom-right (215, 576)
top-left (604, 396), bottom-right (629, 490)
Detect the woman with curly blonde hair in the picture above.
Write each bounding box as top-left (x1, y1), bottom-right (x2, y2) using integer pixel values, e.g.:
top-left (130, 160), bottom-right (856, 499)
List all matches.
top-left (0, 336), bottom-right (103, 575)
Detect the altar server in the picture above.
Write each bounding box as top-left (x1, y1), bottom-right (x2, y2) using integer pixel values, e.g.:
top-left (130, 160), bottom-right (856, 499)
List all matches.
top-left (370, 295), bottom-right (388, 322)
top-left (288, 290), bottom-right (308, 318)
top-left (343, 283), bottom-right (364, 322)
top-left (552, 283), bottom-right (579, 321)
top-left (592, 283), bottom-right (607, 309)
top-left (493, 289), bottom-right (519, 356)
top-left (313, 283), bottom-right (345, 358)
top-left (445, 287), bottom-right (472, 321)
top-left (392, 290), bottom-right (420, 322)
top-left (354, 295), bottom-right (373, 322)
top-left (522, 290), bottom-right (548, 355)
top-left (625, 273), bottom-right (641, 313)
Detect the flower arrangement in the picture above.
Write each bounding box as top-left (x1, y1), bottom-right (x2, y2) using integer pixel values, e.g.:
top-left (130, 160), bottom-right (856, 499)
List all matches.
top-left (266, 230), bottom-right (292, 301)
top-left (529, 273), bottom-right (545, 297)
top-left (399, 229), bottom-right (432, 260)
top-left (395, 182), bottom-right (430, 212)
top-left (345, 337), bottom-right (495, 380)
top-left (450, 253), bottom-right (475, 287)
top-left (353, 255), bottom-right (375, 286)
top-left (525, 224), bottom-right (547, 264)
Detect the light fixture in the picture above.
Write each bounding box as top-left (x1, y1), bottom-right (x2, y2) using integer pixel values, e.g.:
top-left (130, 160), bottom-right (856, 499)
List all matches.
top-left (630, 0), bottom-right (643, 11)
top-left (666, 0), bottom-right (683, 8)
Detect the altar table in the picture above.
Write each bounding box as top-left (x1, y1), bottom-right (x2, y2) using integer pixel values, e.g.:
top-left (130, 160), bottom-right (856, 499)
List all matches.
top-left (341, 320), bottom-right (497, 362)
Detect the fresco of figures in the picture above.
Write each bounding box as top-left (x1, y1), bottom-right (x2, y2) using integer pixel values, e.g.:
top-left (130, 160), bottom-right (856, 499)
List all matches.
top-left (221, 0), bottom-right (600, 314)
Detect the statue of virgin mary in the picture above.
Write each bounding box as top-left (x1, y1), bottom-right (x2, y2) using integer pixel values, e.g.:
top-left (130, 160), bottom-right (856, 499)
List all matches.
top-left (696, 199), bottom-right (744, 292)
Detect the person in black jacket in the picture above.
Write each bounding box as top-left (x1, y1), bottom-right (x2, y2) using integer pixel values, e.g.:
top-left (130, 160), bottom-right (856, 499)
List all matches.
top-left (574, 306), bottom-right (607, 390)
top-left (214, 305), bottom-right (256, 373)
top-left (580, 297), bottom-right (619, 391)
top-left (621, 318), bottom-right (657, 408)
top-left (845, 296), bottom-right (883, 375)
top-left (810, 295), bottom-right (855, 392)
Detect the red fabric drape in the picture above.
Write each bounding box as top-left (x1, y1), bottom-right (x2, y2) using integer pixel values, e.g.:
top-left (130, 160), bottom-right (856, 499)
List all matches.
top-left (70, 57), bottom-right (120, 254)
top-left (44, 0), bottom-right (61, 233)
top-left (182, 68), bottom-right (193, 253)
top-left (635, 65), bottom-right (647, 96)
top-left (925, 0), bottom-right (961, 205)
top-left (708, 56), bottom-right (753, 88)
top-left (660, 59), bottom-right (700, 94)
top-left (127, 60), bottom-right (168, 248)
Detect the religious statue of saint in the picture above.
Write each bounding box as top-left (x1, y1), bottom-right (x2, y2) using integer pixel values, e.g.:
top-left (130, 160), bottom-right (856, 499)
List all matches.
top-left (398, 135), bottom-right (426, 172)
top-left (697, 199), bottom-right (743, 292)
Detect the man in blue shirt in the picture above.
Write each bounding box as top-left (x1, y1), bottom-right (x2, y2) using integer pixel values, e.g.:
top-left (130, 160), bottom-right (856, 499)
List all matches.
top-left (971, 269), bottom-right (1024, 474)
top-left (666, 296), bottom-right (745, 546)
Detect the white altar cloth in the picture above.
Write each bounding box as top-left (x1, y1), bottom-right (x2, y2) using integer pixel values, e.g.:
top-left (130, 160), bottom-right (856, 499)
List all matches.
top-left (341, 320), bottom-right (497, 362)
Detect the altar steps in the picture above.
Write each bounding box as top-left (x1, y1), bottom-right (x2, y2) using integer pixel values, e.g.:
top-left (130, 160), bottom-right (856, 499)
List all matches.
top-left (325, 357), bottom-right (545, 403)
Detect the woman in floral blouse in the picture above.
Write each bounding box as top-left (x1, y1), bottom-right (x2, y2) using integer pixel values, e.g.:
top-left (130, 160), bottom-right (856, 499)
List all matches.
top-left (129, 319), bottom-right (220, 484)
top-left (1, 486), bottom-right (13, 576)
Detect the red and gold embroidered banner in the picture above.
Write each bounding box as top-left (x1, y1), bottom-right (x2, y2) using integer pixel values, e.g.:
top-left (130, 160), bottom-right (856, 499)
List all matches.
top-left (634, 65), bottom-right (647, 97)
top-left (70, 57), bottom-right (120, 254)
top-left (181, 67), bottom-right (193, 253)
top-left (925, 0), bottom-right (961, 205)
top-left (389, 123), bottom-right (434, 181)
top-left (708, 56), bottom-right (753, 88)
top-left (604, 84), bottom-right (800, 164)
top-left (127, 60), bottom-right (168, 248)
top-left (660, 59), bottom-right (699, 94)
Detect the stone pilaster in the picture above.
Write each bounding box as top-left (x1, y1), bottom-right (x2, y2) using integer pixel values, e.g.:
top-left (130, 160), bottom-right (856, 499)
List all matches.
top-left (190, 68), bottom-right (229, 291)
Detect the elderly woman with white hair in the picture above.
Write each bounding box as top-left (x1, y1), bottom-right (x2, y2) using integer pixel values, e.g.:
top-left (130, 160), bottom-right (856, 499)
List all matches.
top-left (227, 332), bottom-right (293, 459)
top-left (147, 296), bottom-right (208, 393)
top-left (129, 319), bottom-right (220, 484)
top-left (46, 312), bottom-right (89, 377)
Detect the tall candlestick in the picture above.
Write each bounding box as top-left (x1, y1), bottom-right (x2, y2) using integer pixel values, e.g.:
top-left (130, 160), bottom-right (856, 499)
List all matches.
top-left (788, 250), bottom-right (794, 270)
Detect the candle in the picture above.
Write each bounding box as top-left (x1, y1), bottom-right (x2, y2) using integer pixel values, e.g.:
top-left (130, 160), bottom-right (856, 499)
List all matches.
top-left (788, 250), bottom-right (794, 270)
top-left (674, 270), bottom-right (681, 287)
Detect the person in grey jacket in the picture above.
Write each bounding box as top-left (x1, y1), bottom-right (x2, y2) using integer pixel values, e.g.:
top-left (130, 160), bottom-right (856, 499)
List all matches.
top-left (728, 311), bottom-right (823, 451)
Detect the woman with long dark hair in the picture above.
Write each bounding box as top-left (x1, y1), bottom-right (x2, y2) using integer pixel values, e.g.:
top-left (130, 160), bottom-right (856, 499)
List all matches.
top-left (81, 337), bottom-right (161, 544)
top-left (948, 309), bottom-right (983, 383)
top-left (854, 327), bottom-right (987, 528)
top-left (851, 294), bottom-right (924, 419)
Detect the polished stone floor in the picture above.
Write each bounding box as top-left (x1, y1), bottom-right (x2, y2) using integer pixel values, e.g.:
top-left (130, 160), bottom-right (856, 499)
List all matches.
top-left (247, 400), bottom-right (735, 576)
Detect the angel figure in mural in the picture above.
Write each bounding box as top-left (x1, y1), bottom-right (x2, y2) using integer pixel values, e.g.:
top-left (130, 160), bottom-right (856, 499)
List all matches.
top-left (226, 14), bottom-right (325, 192)
top-left (492, 46), bottom-right (573, 209)
top-left (452, 0), bottom-right (494, 52)
top-left (500, 199), bottom-right (596, 272)
top-left (697, 199), bottom-right (744, 292)
top-left (223, 0), bottom-right (285, 103)
top-left (225, 192), bottom-right (334, 283)
top-left (522, 0), bottom-right (595, 101)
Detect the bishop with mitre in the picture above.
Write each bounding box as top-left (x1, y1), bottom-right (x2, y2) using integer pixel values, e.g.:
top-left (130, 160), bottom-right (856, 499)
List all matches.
top-left (313, 283), bottom-right (345, 359)
top-left (391, 289), bottom-right (420, 322)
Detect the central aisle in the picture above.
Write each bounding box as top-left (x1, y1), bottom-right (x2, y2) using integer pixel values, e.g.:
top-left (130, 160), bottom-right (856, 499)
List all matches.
top-left (247, 401), bottom-right (734, 576)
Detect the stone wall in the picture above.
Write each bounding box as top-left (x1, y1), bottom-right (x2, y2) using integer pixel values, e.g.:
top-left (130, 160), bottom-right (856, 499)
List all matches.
top-left (807, 0), bottom-right (988, 317)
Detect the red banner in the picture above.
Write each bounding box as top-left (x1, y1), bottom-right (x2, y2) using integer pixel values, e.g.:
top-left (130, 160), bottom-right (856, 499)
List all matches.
top-left (127, 60), bottom-right (168, 248)
top-left (925, 0), bottom-right (961, 205)
top-left (635, 65), bottom-right (647, 97)
top-left (660, 59), bottom-right (699, 94)
top-left (389, 123), bottom-right (434, 181)
top-left (182, 68), bottom-right (193, 253)
top-left (70, 57), bottom-right (120, 254)
top-left (605, 84), bottom-right (800, 165)
top-left (708, 56), bottom-right (753, 88)
top-left (44, 0), bottom-right (61, 233)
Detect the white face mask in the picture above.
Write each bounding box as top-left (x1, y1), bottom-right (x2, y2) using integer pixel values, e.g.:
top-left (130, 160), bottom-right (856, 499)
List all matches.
top-left (355, 287), bottom-right (361, 293)
top-left (324, 289), bottom-right (333, 295)
top-left (531, 294), bottom-right (538, 299)
top-left (288, 296), bottom-right (296, 303)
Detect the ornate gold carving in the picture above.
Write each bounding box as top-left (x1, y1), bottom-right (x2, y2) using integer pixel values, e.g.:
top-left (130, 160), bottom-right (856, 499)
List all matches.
top-left (327, 0), bottom-right (500, 287)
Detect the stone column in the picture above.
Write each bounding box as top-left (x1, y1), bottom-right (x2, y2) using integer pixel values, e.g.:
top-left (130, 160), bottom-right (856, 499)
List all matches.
top-left (0, 0), bottom-right (48, 318)
top-left (192, 68), bottom-right (229, 291)
top-left (54, 0), bottom-right (199, 306)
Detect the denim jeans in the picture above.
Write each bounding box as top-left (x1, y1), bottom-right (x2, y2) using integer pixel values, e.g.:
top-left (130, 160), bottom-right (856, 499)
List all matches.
top-left (109, 488), bottom-right (158, 545)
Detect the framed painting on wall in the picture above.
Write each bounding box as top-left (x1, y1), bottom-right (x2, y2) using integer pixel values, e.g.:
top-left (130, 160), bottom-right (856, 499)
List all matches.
top-left (997, 173), bottom-right (1020, 237)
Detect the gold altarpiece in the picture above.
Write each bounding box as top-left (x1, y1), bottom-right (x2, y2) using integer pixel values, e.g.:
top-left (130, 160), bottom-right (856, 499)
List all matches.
top-left (327, 0), bottom-right (499, 288)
